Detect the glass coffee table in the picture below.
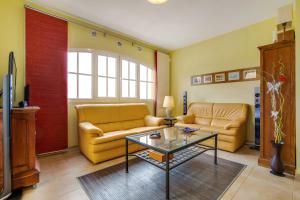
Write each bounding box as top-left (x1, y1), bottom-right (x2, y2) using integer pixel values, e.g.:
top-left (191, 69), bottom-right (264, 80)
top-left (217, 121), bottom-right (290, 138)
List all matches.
top-left (125, 127), bottom-right (218, 200)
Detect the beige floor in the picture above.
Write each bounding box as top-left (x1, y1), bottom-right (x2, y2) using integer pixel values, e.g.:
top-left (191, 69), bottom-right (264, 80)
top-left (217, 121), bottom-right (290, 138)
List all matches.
top-left (21, 146), bottom-right (299, 200)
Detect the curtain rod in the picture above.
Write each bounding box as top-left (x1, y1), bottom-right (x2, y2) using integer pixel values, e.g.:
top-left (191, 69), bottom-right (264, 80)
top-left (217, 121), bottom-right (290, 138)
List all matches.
top-left (24, 4), bottom-right (160, 52)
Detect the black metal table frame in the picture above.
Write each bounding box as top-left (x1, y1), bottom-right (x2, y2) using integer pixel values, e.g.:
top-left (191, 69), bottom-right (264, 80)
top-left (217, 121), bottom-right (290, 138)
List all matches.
top-left (125, 133), bottom-right (218, 200)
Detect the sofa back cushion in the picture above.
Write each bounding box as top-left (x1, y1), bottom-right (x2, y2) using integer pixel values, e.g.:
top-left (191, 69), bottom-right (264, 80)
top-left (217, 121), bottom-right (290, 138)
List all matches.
top-left (187, 103), bottom-right (213, 126)
top-left (212, 103), bottom-right (248, 121)
top-left (210, 119), bottom-right (231, 128)
top-left (95, 122), bottom-right (122, 133)
top-left (119, 104), bottom-right (150, 121)
top-left (120, 119), bottom-right (145, 130)
top-left (187, 102), bottom-right (248, 127)
top-left (75, 103), bottom-right (150, 132)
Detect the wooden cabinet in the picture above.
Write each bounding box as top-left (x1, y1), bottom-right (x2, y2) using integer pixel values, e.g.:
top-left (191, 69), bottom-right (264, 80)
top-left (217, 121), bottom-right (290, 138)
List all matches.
top-left (258, 40), bottom-right (296, 175)
top-left (0, 107), bottom-right (40, 190)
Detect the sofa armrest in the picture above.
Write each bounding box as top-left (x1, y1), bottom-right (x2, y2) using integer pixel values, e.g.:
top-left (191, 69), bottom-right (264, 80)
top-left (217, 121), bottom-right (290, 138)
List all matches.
top-left (79, 122), bottom-right (103, 136)
top-left (176, 114), bottom-right (195, 124)
top-left (145, 115), bottom-right (165, 126)
top-left (224, 119), bottom-right (245, 130)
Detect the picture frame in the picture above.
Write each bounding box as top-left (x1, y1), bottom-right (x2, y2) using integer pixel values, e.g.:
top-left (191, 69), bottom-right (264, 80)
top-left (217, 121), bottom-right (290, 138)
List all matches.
top-left (190, 66), bottom-right (259, 86)
top-left (191, 75), bottom-right (202, 85)
top-left (228, 71), bottom-right (240, 81)
top-left (203, 75), bottom-right (213, 84)
top-left (214, 73), bottom-right (225, 82)
top-left (243, 69), bottom-right (257, 80)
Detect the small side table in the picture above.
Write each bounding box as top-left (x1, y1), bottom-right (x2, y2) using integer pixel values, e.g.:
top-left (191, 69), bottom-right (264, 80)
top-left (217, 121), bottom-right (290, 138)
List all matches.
top-left (164, 117), bottom-right (177, 127)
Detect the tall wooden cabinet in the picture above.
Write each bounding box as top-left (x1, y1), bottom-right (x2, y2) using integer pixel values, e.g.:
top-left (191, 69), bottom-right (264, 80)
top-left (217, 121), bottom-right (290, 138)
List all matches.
top-left (0, 107), bottom-right (40, 190)
top-left (258, 40), bottom-right (296, 175)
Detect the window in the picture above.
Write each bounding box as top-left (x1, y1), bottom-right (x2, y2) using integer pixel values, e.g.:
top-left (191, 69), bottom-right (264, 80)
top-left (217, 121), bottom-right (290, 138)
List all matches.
top-left (67, 49), bottom-right (155, 101)
top-left (121, 59), bottom-right (137, 98)
top-left (139, 64), bottom-right (155, 100)
top-left (97, 55), bottom-right (117, 98)
top-left (68, 52), bottom-right (92, 99)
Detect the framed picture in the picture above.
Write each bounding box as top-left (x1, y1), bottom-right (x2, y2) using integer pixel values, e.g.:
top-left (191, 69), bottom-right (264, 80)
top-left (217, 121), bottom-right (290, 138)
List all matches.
top-left (203, 75), bottom-right (213, 84)
top-left (214, 73), bottom-right (225, 82)
top-left (228, 71), bottom-right (240, 81)
top-left (243, 69), bottom-right (257, 80)
top-left (191, 76), bottom-right (202, 85)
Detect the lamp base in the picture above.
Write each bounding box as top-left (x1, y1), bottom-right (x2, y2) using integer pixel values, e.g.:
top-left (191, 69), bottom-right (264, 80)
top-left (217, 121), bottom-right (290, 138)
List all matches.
top-left (165, 108), bottom-right (172, 118)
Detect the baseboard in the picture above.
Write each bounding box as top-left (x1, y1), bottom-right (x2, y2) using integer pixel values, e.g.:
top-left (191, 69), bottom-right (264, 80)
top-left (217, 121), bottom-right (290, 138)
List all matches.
top-left (37, 149), bottom-right (68, 157)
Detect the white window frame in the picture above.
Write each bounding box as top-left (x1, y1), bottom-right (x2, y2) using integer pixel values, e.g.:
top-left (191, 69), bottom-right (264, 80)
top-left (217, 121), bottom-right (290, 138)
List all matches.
top-left (139, 64), bottom-right (155, 100)
top-left (120, 56), bottom-right (139, 100)
top-left (94, 50), bottom-right (119, 101)
top-left (68, 49), bottom-right (94, 101)
top-left (67, 48), bottom-right (155, 102)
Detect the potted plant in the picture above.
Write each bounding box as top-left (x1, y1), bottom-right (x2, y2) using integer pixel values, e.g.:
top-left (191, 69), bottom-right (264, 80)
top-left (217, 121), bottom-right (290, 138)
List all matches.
top-left (264, 58), bottom-right (286, 176)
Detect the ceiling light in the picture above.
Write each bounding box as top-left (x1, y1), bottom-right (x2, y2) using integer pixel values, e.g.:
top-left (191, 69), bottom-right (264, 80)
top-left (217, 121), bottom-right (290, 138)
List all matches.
top-left (148, 0), bottom-right (168, 5)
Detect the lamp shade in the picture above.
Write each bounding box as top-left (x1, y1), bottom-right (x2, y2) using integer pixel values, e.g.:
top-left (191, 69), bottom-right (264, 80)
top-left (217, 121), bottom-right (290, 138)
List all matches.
top-left (163, 96), bottom-right (175, 108)
top-left (148, 0), bottom-right (168, 4)
top-left (277, 4), bottom-right (293, 24)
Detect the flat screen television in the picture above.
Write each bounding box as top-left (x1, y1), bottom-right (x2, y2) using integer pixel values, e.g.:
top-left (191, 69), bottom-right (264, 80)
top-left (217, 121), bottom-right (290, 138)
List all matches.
top-left (0, 52), bottom-right (15, 199)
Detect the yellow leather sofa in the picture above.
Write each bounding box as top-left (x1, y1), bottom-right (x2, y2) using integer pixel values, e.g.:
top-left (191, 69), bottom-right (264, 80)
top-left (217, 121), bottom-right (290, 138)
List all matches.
top-left (176, 103), bottom-right (248, 152)
top-left (75, 103), bottom-right (166, 163)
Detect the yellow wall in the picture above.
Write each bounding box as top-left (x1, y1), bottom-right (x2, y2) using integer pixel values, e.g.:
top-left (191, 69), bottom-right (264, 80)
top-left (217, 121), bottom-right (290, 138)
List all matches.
top-left (67, 23), bottom-right (156, 147)
top-left (295, 0), bottom-right (300, 174)
top-left (0, 0), bottom-right (25, 104)
top-left (171, 18), bottom-right (277, 142)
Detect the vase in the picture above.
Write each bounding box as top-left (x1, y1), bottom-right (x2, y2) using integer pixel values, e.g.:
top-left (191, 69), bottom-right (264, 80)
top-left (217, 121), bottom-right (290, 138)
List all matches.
top-left (270, 141), bottom-right (285, 176)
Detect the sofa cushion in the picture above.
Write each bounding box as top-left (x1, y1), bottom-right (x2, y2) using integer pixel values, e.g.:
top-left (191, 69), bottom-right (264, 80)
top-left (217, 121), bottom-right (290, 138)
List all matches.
top-left (211, 119), bottom-right (232, 129)
top-left (76, 104), bottom-right (120, 124)
top-left (175, 123), bottom-right (203, 129)
top-left (90, 126), bottom-right (165, 145)
top-left (200, 126), bottom-right (239, 136)
top-left (119, 104), bottom-right (150, 121)
top-left (194, 117), bottom-right (211, 126)
top-left (120, 119), bottom-right (145, 130)
top-left (75, 103), bottom-right (150, 124)
top-left (95, 122), bottom-right (122, 133)
top-left (187, 103), bottom-right (213, 118)
top-left (128, 126), bottom-right (165, 134)
top-left (212, 103), bottom-right (248, 121)
top-left (175, 123), bottom-right (239, 136)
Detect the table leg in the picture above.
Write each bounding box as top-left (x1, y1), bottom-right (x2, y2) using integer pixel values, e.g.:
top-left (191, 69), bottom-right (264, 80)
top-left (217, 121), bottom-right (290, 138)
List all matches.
top-left (166, 153), bottom-right (170, 200)
top-left (126, 139), bottom-right (128, 173)
top-left (214, 135), bottom-right (218, 165)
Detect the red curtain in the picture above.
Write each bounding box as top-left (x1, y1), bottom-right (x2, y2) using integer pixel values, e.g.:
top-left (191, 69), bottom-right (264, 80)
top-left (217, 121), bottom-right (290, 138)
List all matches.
top-left (26, 8), bottom-right (68, 154)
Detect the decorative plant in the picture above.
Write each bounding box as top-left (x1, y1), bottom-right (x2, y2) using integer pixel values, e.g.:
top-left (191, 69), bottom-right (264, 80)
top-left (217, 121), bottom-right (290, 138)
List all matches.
top-left (264, 57), bottom-right (286, 144)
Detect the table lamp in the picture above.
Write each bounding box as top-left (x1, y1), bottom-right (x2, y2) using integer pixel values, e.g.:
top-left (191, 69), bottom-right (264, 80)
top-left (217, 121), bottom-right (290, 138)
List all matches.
top-left (163, 96), bottom-right (175, 118)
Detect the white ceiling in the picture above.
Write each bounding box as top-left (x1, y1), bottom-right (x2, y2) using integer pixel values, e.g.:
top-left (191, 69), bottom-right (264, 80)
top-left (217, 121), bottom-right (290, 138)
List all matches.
top-left (29, 0), bottom-right (294, 51)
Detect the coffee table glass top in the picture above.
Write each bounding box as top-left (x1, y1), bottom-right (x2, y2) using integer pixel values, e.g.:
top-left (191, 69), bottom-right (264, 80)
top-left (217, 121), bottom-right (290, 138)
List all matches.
top-left (126, 127), bottom-right (217, 153)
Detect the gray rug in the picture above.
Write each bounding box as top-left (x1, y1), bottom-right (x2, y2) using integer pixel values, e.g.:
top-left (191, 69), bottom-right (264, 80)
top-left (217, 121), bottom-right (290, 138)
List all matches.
top-left (78, 154), bottom-right (246, 200)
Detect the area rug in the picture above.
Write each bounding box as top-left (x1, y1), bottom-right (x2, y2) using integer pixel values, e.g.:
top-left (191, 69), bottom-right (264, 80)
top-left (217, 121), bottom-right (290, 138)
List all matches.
top-left (78, 154), bottom-right (246, 200)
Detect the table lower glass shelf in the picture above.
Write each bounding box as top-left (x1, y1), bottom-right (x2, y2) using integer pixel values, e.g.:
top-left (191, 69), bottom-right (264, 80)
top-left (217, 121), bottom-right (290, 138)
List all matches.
top-left (134, 144), bottom-right (213, 171)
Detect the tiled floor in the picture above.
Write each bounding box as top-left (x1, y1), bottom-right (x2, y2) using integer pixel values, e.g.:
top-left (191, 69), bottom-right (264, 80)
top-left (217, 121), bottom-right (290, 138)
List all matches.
top-left (20, 146), bottom-right (299, 200)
